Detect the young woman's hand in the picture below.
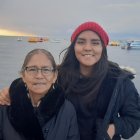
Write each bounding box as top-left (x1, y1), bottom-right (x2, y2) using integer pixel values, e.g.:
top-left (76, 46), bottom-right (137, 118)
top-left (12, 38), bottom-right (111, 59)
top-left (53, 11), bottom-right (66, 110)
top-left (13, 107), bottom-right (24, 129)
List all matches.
top-left (0, 87), bottom-right (10, 105)
top-left (107, 124), bottom-right (115, 139)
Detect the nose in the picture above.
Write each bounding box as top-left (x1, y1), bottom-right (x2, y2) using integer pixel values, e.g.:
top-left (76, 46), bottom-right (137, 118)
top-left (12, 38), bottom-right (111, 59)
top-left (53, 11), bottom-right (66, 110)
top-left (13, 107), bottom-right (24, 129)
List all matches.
top-left (35, 70), bottom-right (44, 78)
top-left (83, 42), bottom-right (92, 50)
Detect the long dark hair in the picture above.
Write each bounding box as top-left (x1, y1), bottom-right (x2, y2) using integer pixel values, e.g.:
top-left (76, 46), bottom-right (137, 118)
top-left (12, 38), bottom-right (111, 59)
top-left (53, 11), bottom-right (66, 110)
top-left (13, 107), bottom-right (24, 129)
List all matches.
top-left (58, 38), bottom-right (109, 103)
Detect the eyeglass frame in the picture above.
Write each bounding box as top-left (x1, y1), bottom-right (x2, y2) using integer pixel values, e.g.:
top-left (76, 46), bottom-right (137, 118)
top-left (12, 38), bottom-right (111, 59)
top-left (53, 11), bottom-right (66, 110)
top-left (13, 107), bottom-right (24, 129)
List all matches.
top-left (23, 66), bottom-right (56, 76)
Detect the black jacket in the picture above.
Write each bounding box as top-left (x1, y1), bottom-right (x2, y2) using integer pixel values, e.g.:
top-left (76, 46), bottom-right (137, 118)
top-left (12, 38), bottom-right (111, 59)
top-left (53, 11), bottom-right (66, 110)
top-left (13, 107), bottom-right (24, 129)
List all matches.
top-left (96, 71), bottom-right (140, 140)
top-left (0, 79), bottom-right (80, 140)
top-left (65, 66), bottom-right (140, 140)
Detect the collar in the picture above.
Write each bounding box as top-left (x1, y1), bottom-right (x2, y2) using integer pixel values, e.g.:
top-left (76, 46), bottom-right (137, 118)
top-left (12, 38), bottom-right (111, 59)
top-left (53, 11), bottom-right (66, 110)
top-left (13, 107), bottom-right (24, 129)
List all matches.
top-left (8, 78), bottom-right (65, 140)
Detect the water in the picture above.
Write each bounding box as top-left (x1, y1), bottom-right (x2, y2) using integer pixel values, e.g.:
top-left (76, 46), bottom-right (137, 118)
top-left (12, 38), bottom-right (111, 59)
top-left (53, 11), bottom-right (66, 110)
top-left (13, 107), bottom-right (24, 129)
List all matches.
top-left (0, 36), bottom-right (140, 139)
top-left (0, 36), bottom-right (68, 88)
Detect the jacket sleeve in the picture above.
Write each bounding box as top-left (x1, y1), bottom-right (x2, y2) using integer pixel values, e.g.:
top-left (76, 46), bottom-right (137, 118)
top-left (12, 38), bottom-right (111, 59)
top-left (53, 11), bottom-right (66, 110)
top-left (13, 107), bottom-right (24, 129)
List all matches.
top-left (67, 106), bottom-right (80, 140)
top-left (113, 79), bottom-right (140, 139)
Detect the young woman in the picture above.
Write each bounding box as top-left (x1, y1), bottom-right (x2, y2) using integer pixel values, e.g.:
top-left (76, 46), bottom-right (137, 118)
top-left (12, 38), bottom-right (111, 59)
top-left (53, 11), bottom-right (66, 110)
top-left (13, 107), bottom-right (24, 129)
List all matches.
top-left (0, 49), bottom-right (79, 140)
top-left (0, 22), bottom-right (140, 140)
top-left (58, 21), bottom-right (140, 140)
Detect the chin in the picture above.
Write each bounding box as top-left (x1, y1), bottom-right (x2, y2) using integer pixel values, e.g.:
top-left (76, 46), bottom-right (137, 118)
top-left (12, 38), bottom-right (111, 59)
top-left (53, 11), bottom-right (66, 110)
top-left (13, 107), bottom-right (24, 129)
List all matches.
top-left (82, 62), bottom-right (97, 67)
top-left (33, 89), bottom-right (48, 95)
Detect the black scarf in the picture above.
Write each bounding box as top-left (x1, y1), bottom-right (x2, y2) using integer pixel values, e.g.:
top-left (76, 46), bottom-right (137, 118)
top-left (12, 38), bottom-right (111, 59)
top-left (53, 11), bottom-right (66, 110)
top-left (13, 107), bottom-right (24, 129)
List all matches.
top-left (7, 78), bottom-right (65, 140)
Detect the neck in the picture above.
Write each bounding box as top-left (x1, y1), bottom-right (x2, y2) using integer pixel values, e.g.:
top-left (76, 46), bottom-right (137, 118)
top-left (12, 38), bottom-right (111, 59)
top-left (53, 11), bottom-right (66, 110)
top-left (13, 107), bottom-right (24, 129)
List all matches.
top-left (80, 65), bottom-right (93, 76)
top-left (28, 93), bottom-right (44, 107)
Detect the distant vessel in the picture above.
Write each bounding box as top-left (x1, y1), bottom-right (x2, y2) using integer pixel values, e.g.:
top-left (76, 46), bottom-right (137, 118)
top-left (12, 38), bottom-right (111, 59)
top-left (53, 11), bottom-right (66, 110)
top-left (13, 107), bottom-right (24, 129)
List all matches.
top-left (28, 37), bottom-right (49, 43)
top-left (50, 39), bottom-right (61, 43)
top-left (109, 41), bottom-right (120, 46)
top-left (17, 37), bottom-right (22, 41)
top-left (129, 41), bottom-right (140, 49)
top-left (120, 42), bottom-right (131, 49)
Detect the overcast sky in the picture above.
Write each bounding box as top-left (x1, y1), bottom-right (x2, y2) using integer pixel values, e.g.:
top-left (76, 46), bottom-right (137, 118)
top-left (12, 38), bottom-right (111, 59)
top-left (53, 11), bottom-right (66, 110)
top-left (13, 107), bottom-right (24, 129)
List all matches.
top-left (0, 0), bottom-right (140, 39)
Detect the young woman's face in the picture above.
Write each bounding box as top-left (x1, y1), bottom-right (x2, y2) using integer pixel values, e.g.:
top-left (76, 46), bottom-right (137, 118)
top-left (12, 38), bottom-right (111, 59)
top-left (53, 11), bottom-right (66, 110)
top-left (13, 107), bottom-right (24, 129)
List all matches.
top-left (74, 30), bottom-right (103, 72)
top-left (22, 53), bottom-right (57, 96)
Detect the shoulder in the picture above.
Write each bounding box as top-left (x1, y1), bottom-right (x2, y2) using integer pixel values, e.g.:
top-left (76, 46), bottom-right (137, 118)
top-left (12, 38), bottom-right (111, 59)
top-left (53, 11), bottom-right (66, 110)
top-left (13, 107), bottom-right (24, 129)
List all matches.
top-left (54, 99), bottom-right (77, 126)
top-left (123, 78), bottom-right (139, 96)
top-left (60, 99), bottom-right (77, 117)
top-left (108, 61), bottom-right (135, 80)
top-left (116, 75), bottom-right (140, 109)
top-left (104, 64), bottom-right (137, 96)
top-left (63, 100), bottom-right (76, 112)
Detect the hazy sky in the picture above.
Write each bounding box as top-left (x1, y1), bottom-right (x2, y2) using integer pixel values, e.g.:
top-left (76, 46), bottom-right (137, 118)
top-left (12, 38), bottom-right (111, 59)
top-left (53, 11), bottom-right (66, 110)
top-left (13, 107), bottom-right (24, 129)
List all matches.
top-left (0, 0), bottom-right (140, 39)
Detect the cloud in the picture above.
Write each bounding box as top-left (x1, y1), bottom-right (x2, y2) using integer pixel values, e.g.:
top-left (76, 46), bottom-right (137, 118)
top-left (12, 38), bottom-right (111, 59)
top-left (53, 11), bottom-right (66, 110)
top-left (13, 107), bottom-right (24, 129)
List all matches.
top-left (0, 0), bottom-right (140, 39)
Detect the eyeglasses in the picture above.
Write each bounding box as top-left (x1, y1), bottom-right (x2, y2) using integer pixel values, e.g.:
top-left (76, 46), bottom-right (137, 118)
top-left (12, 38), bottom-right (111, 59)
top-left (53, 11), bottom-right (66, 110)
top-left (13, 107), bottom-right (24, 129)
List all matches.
top-left (24, 66), bottom-right (55, 76)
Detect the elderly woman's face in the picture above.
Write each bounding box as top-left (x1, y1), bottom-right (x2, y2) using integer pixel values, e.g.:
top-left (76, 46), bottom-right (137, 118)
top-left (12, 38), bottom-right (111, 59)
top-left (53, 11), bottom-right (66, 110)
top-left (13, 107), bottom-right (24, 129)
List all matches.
top-left (22, 53), bottom-right (57, 96)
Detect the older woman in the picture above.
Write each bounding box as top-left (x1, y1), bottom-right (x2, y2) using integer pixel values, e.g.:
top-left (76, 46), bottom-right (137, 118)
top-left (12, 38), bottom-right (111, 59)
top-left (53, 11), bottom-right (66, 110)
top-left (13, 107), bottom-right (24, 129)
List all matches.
top-left (0, 49), bottom-right (79, 140)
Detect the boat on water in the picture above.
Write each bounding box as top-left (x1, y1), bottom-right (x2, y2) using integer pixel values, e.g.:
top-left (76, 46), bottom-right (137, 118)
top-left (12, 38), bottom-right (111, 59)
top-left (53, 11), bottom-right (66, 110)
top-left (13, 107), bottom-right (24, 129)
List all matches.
top-left (28, 37), bottom-right (49, 43)
top-left (109, 41), bottom-right (120, 46)
top-left (50, 39), bottom-right (61, 43)
top-left (129, 41), bottom-right (140, 49)
top-left (120, 42), bottom-right (131, 49)
top-left (17, 37), bottom-right (22, 41)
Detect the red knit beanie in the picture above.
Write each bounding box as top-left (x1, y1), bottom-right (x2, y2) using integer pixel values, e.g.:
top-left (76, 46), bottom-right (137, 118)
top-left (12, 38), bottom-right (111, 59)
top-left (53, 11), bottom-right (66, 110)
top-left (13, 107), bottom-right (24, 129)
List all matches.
top-left (71, 21), bottom-right (109, 47)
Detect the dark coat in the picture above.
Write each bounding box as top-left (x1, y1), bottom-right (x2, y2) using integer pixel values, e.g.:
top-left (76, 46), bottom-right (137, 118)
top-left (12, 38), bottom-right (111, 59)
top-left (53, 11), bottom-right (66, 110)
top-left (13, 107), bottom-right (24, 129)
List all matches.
top-left (64, 65), bottom-right (140, 140)
top-left (0, 79), bottom-right (80, 140)
top-left (95, 70), bottom-right (140, 140)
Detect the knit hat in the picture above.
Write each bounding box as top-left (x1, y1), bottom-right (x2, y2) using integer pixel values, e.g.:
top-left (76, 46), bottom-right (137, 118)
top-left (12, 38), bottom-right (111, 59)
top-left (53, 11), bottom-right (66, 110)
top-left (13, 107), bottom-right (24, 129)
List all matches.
top-left (71, 21), bottom-right (109, 47)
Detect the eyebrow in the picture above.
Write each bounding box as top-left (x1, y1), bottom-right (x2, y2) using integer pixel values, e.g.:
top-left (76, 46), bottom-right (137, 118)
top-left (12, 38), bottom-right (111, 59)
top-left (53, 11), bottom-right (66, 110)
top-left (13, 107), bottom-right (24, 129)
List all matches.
top-left (26, 65), bottom-right (52, 68)
top-left (77, 38), bottom-right (101, 41)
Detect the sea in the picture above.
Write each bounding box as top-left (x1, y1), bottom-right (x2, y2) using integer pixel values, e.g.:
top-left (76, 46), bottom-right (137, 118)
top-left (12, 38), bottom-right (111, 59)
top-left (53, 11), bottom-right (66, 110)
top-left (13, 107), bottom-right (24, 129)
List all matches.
top-left (0, 36), bottom-right (140, 139)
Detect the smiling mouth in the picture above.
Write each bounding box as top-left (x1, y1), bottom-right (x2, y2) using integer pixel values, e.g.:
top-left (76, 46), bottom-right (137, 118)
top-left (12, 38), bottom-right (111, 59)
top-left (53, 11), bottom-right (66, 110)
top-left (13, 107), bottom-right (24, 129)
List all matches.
top-left (82, 54), bottom-right (95, 56)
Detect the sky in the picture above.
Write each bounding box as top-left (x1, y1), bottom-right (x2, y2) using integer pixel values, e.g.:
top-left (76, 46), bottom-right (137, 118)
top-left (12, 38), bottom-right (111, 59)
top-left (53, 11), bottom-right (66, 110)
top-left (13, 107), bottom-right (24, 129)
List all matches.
top-left (0, 0), bottom-right (140, 40)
